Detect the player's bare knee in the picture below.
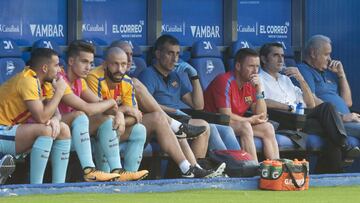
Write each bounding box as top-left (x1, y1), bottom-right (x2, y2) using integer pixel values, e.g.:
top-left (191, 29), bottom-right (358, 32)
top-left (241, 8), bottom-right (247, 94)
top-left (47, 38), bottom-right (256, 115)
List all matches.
top-left (73, 111), bottom-right (86, 118)
top-left (58, 122), bottom-right (71, 139)
top-left (152, 111), bottom-right (167, 125)
top-left (38, 125), bottom-right (53, 137)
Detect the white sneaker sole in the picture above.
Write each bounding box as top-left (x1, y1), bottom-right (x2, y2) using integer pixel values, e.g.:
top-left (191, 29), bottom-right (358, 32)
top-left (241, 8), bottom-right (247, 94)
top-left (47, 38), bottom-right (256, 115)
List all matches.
top-left (206, 162), bottom-right (226, 178)
top-left (0, 155), bottom-right (15, 184)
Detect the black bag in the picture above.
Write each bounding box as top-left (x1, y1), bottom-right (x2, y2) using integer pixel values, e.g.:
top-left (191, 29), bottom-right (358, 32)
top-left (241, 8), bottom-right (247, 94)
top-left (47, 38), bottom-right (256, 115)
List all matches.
top-left (208, 150), bottom-right (259, 177)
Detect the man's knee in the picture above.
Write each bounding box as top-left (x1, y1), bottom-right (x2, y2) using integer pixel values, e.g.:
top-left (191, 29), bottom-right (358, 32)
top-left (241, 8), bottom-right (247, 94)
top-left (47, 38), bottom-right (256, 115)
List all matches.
top-left (262, 122), bottom-right (276, 138)
top-left (58, 122), bottom-right (71, 139)
top-left (233, 121), bottom-right (253, 137)
top-left (150, 111), bottom-right (168, 125)
top-left (38, 125), bottom-right (53, 137)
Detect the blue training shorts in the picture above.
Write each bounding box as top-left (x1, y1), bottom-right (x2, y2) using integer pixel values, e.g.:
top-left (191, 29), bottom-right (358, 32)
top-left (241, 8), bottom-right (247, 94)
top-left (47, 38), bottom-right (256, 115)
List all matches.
top-left (0, 124), bottom-right (19, 156)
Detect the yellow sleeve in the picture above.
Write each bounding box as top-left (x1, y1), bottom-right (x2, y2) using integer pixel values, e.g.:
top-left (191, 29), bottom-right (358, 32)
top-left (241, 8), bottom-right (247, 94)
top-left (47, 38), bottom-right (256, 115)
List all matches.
top-left (86, 73), bottom-right (99, 96)
top-left (81, 79), bottom-right (88, 92)
top-left (42, 82), bottom-right (72, 99)
top-left (122, 77), bottom-right (138, 108)
top-left (19, 76), bottom-right (41, 101)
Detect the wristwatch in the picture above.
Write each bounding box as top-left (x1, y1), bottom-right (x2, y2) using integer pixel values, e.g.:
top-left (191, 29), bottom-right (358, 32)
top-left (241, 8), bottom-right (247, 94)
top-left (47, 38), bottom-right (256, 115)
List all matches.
top-left (256, 91), bottom-right (265, 99)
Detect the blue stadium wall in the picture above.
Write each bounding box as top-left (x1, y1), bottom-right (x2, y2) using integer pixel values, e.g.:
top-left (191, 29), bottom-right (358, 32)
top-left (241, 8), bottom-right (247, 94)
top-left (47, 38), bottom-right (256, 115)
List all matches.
top-left (306, 0), bottom-right (360, 111)
top-left (0, 0), bottom-right (359, 110)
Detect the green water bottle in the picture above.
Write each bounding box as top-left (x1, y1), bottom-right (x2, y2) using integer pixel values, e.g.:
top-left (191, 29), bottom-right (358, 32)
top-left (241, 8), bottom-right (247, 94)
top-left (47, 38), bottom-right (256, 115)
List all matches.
top-left (261, 159), bottom-right (272, 179)
top-left (271, 160), bottom-right (283, 179)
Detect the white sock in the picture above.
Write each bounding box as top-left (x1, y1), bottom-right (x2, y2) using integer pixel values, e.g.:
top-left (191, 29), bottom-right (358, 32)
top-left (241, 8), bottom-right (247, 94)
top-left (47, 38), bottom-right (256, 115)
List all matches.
top-left (179, 160), bottom-right (191, 173)
top-left (170, 118), bottom-right (182, 133)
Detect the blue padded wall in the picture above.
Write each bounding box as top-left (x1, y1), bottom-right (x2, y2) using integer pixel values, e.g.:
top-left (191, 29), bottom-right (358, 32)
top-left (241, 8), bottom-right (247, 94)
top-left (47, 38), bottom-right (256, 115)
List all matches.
top-left (306, 0), bottom-right (360, 111)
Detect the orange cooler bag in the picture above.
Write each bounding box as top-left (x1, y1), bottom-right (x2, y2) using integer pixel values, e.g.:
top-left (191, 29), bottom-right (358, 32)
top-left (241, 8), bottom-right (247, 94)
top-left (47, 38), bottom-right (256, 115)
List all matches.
top-left (259, 159), bottom-right (309, 191)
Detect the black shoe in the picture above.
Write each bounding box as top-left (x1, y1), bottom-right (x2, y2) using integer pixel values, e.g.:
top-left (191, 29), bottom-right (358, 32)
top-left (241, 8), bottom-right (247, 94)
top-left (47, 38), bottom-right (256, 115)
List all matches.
top-left (343, 146), bottom-right (360, 159)
top-left (175, 123), bottom-right (206, 139)
top-left (0, 154), bottom-right (15, 184)
top-left (181, 163), bottom-right (226, 178)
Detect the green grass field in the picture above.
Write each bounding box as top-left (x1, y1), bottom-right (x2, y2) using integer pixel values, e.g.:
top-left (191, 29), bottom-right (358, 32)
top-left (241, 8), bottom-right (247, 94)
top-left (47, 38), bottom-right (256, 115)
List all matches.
top-left (2, 186), bottom-right (360, 203)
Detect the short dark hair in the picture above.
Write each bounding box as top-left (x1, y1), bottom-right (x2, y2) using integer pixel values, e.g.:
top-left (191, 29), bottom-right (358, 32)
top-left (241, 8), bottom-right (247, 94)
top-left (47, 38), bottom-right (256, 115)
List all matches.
top-left (28, 48), bottom-right (58, 68)
top-left (259, 42), bottom-right (283, 66)
top-left (67, 40), bottom-right (95, 58)
top-left (109, 40), bottom-right (130, 49)
top-left (234, 48), bottom-right (259, 64)
top-left (154, 34), bottom-right (179, 51)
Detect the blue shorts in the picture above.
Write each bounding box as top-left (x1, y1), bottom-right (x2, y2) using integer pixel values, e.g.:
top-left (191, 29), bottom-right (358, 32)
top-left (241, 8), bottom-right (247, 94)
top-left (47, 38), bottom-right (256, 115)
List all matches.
top-left (0, 125), bottom-right (19, 156)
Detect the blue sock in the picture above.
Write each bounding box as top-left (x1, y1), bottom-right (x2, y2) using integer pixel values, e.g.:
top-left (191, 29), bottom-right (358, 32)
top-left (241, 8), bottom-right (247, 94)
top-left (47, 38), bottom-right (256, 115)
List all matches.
top-left (93, 139), bottom-right (110, 172)
top-left (71, 114), bottom-right (95, 169)
top-left (51, 139), bottom-right (71, 183)
top-left (123, 124), bottom-right (146, 171)
top-left (30, 136), bottom-right (53, 184)
top-left (97, 118), bottom-right (121, 171)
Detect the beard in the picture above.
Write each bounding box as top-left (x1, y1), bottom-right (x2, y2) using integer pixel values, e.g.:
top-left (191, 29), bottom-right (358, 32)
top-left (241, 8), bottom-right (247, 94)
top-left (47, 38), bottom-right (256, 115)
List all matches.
top-left (106, 67), bottom-right (124, 83)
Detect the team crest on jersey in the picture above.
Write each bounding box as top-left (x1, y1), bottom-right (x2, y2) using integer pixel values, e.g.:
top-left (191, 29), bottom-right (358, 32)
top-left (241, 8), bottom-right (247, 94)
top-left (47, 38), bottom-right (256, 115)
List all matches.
top-left (171, 80), bottom-right (179, 88)
top-left (244, 96), bottom-right (253, 104)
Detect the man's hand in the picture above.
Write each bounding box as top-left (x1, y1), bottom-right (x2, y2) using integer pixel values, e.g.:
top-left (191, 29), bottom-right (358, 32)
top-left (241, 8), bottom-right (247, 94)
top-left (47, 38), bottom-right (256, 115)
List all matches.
top-left (113, 111), bottom-right (125, 135)
top-left (52, 77), bottom-right (67, 94)
top-left (343, 112), bottom-right (360, 123)
top-left (108, 99), bottom-right (118, 111)
top-left (46, 117), bottom-right (61, 139)
top-left (282, 67), bottom-right (304, 81)
top-left (249, 74), bottom-right (262, 91)
top-left (249, 112), bottom-right (268, 125)
top-left (126, 108), bottom-right (143, 123)
top-left (175, 61), bottom-right (198, 77)
top-left (328, 60), bottom-right (345, 77)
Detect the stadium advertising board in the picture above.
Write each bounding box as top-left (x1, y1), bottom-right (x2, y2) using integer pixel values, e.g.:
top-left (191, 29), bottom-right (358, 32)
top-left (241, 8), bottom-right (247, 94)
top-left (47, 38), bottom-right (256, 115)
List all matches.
top-left (237, 0), bottom-right (291, 49)
top-left (82, 0), bottom-right (147, 45)
top-left (162, 0), bottom-right (223, 46)
top-left (0, 0), bottom-right (67, 46)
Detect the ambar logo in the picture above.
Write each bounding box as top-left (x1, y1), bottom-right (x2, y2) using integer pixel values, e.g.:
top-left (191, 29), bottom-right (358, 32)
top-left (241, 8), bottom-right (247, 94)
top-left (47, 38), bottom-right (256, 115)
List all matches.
top-left (29, 24), bottom-right (64, 37)
top-left (190, 25), bottom-right (220, 38)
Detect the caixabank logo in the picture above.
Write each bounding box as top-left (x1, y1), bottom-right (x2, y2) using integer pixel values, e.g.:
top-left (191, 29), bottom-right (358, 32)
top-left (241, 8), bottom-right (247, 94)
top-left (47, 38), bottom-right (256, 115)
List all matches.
top-left (162, 22), bottom-right (186, 36)
top-left (29, 24), bottom-right (64, 37)
top-left (82, 22), bottom-right (107, 34)
top-left (190, 25), bottom-right (221, 38)
top-left (112, 20), bottom-right (144, 38)
top-left (0, 24), bottom-right (21, 34)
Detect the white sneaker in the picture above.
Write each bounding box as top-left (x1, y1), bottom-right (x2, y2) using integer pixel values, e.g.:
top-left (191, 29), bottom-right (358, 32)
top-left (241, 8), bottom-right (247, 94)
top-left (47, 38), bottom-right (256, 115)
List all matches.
top-left (0, 154), bottom-right (15, 184)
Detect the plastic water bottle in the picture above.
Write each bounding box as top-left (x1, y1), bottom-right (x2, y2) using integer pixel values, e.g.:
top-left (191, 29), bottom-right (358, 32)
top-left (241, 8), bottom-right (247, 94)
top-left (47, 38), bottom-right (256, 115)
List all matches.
top-left (296, 102), bottom-right (304, 115)
top-left (261, 159), bottom-right (272, 179)
top-left (280, 63), bottom-right (287, 74)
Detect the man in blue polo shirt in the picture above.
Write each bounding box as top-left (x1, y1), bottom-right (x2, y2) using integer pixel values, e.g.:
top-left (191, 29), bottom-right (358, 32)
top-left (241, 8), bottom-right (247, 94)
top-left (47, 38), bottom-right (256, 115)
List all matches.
top-left (138, 35), bottom-right (211, 160)
top-left (138, 34), bottom-right (240, 154)
top-left (298, 35), bottom-right (360, 138)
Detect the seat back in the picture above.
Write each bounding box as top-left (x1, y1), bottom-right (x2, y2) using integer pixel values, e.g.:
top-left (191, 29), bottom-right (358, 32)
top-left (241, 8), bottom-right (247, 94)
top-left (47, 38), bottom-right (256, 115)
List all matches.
top-left (283, 45), bottom-right (297, 67)
top-left (129, 44), bottom-right (147, 78)
top-left (227, 40), bottom-right (254, 71)
top-left (32, 39), bottom-right (66, 68)
top-left (83, 38), bottom-right (105, 67)
top-left (0, 39), bottom-right (25, 84)
top-left (190, 40), bottom-right (225, 90)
